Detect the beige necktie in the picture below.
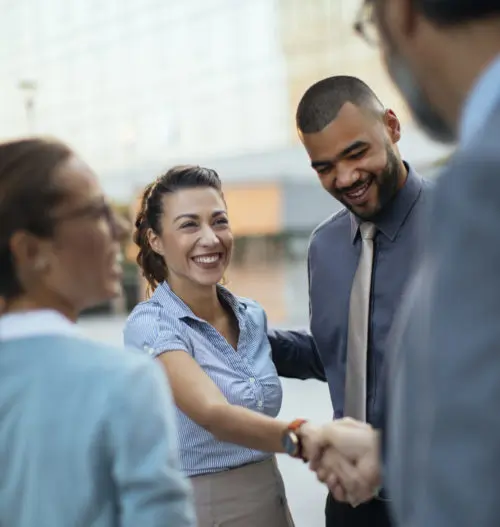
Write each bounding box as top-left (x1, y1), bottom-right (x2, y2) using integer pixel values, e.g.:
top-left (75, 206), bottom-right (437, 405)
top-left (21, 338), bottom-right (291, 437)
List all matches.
top-left (344, 221), bottom-right (376, 422)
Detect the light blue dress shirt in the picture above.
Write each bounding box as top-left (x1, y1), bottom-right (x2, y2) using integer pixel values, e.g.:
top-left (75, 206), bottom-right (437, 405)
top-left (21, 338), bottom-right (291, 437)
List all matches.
top-left (0, 310), bottom-right (195, 527)
top-left (461, 54), bottom-right (500, 145)
top-left (124, 282), bottom-right (283, 477)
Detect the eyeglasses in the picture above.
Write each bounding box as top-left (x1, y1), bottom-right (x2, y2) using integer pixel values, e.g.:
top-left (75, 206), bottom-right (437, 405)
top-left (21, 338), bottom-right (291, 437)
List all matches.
top-left (54, 200), bottom-right (114, 224)
top-left (353, 1), bottom-right (379, 47)
top-left (53, 200), bottom-right (124, 238)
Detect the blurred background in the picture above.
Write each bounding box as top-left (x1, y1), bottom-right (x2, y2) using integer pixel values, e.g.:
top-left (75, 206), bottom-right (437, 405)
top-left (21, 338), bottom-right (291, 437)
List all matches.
top-left (0, 0), bottom-right (453, 326)
top-left (0, 1), bottom-right (454, 523)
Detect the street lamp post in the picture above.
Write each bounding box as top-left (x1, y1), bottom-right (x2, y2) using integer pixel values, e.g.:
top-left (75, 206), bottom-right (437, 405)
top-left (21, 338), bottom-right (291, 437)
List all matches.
top-left (18, 80), bottom-right (38, 134)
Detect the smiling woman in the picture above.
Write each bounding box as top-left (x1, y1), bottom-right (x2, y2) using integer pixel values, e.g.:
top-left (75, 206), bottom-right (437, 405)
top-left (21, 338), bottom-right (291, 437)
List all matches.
top-left (133, 166), bottom-right (230, 296)
top-left (124, 165), bottom-right (311, 527)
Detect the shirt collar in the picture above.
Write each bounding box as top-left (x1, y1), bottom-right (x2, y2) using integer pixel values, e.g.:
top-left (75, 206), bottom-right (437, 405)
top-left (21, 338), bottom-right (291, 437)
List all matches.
top-left (152, 281), bottom-right (246, 322)
top-left (461, 54), bottom-right (500, 147)
top-left (350, 162), bottom-right (423, 243)
top-left (0, 309), bottom-right (80, 341)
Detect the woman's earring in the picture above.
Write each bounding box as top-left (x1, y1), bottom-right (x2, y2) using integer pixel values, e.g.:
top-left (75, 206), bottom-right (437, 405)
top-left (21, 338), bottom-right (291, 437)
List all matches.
top-left (34, 258), bottom-right (49, 272)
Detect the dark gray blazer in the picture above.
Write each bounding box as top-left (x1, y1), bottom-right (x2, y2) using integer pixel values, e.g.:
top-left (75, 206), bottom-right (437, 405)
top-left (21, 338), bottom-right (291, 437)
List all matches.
top-left (387, 100), bottom-right (500, 526)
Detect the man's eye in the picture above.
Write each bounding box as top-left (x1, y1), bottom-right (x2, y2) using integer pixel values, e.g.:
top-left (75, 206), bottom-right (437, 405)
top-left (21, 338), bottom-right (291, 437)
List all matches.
top-left (349, 150), bottom-right (367, 160)
top-left (181, 221), bottom-right (197, 229)
top-left (214, 218), bottom-right (229, 225)
top-left (316, 167), bottom-right (331, 175)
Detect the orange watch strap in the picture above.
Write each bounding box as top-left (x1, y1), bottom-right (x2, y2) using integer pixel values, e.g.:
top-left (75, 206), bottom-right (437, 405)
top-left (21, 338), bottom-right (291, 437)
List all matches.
top-left (287, 418), bottom-right (308, 432)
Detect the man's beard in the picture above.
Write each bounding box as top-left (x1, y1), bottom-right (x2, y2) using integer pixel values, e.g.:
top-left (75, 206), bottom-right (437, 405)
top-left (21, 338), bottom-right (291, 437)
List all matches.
top-left (385, 50), bottom-right (457, 144)
top-left (376, 145), bottom-right (403, 212)
top-left (372, 3), bottom-right (457, 145)
top-left (342, 146), bottom-right (402, 221)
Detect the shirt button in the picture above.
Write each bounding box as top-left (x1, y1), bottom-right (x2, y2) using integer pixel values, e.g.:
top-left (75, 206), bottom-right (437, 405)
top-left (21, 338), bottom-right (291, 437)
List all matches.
top-left (257, 401), bottom-right (263, 408)
top-left (249, 377), bottom-right (255, 384)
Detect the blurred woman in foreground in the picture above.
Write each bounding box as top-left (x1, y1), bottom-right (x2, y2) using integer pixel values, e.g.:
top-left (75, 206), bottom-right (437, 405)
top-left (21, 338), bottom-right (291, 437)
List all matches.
top-left (0, 138), bottom-right (195, 527)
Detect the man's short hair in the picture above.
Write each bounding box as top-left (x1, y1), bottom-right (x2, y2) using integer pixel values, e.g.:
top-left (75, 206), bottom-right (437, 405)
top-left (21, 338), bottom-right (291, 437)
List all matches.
top-left (416, 0), bottom-right (500, 25)
top-left (296, 76), bottom-right (384, 134)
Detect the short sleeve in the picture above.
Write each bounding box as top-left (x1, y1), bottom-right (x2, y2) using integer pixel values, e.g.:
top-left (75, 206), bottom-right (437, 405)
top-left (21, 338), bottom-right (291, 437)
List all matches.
top-left (239, 296), bottom-right (268, 332)
top-left (149, 329), bottom-right (189, 359)
top-left (124, 302), bottom-right (191, 359)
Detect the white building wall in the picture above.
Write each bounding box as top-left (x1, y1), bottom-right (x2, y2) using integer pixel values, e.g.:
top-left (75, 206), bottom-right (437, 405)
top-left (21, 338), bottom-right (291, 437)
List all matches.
top-left (0, 0), bottom-right (289, 199)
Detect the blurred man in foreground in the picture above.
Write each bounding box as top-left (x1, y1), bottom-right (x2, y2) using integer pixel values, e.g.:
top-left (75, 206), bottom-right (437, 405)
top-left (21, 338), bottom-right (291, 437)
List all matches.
top-left (309, 2), bottom-right (500, 527)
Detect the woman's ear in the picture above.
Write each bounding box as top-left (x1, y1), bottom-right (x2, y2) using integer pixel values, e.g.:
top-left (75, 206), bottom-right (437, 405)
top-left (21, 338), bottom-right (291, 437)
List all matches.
top-left (8, 231), bottom-right (52, 293)
top-left (147, 228), bottom-right (164, 256)
top-left (10, 231), bottom-right (50, 275)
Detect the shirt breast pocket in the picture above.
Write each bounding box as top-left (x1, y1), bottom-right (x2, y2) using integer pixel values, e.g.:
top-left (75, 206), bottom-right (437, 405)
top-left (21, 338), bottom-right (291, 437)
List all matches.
top-left (259, 372), bottom-right (283, 417)
top-left (250, 346), bottom-right (283, 417)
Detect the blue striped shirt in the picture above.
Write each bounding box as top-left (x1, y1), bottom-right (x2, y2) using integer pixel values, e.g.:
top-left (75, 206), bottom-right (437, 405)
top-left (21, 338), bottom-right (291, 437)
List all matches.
top-left (123, 282), bottom-right (283, 477)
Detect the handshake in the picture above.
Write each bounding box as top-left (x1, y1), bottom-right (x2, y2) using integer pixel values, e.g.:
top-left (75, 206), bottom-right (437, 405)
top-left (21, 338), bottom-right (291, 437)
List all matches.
top-left (298, 418), bottom-right (381, 507)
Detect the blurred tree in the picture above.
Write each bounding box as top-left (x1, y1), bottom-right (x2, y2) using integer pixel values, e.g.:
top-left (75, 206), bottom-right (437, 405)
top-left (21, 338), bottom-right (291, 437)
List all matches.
top-left (110, 201), bottom-right (141, 311)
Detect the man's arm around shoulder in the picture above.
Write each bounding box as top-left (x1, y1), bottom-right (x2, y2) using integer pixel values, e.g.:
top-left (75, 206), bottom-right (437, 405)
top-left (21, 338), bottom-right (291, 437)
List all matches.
top-left (268, 328), bottom-right (326, 381)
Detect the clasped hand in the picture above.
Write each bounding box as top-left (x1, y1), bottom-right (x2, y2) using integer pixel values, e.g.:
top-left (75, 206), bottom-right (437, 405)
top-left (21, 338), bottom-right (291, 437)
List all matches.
top-left (299, 419), bottom-right (381, 507)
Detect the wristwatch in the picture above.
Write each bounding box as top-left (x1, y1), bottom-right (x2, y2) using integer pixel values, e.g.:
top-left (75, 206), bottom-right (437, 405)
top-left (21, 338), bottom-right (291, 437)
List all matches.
top-left (281, 418), bottom-right (308, 460)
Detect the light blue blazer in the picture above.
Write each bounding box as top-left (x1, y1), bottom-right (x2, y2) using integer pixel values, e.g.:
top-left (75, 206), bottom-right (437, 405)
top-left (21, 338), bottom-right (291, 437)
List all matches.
top-left (0, 310), bottom-right (196, 527)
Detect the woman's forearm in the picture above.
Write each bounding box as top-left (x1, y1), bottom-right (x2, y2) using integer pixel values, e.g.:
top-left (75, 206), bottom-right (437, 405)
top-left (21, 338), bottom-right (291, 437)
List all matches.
top-left (206, 403), bottom-right (289, 453)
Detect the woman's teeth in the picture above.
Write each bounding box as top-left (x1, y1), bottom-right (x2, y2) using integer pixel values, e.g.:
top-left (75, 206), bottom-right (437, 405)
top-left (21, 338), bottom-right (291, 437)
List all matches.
top-left (193, 254), bottom-right (220, 264)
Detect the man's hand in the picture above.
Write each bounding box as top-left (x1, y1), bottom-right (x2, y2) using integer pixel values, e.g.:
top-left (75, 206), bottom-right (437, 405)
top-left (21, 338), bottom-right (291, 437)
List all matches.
top-left (308, 418), bottom-right (381, 506)
top-left (295, 422), bottom-right (323, 462)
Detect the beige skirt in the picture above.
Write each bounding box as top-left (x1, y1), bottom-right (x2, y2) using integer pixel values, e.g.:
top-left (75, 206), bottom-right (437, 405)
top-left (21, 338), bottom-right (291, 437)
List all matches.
top-left (189, 457), bottom-right (295, 527)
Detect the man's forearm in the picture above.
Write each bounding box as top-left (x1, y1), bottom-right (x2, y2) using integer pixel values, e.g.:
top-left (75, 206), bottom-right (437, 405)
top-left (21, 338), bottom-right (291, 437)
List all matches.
top-left (268, 328), bottom-right (326, 381)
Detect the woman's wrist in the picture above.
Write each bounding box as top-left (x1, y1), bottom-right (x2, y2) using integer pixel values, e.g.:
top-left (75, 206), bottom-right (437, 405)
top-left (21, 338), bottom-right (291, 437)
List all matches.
top-left (281, 419), bottom-right (309, 460)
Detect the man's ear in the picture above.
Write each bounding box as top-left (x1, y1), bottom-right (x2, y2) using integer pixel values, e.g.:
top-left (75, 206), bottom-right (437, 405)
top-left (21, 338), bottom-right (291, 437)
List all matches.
top-left (378, 0), bottom-right (419, 42)
top-left (384, 109), bottom-right (401, 144)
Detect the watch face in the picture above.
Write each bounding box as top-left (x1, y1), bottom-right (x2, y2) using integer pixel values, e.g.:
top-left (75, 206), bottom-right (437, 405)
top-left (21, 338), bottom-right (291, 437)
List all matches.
top-left (282, 432), bottom-right (299, 457)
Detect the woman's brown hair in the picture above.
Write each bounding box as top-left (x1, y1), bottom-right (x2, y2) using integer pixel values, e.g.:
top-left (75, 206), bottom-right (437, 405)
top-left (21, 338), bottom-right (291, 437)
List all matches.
top-left (134, 165), bottom-right (223, 295)
top-left (0, 138), bottom-right (72, 299)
